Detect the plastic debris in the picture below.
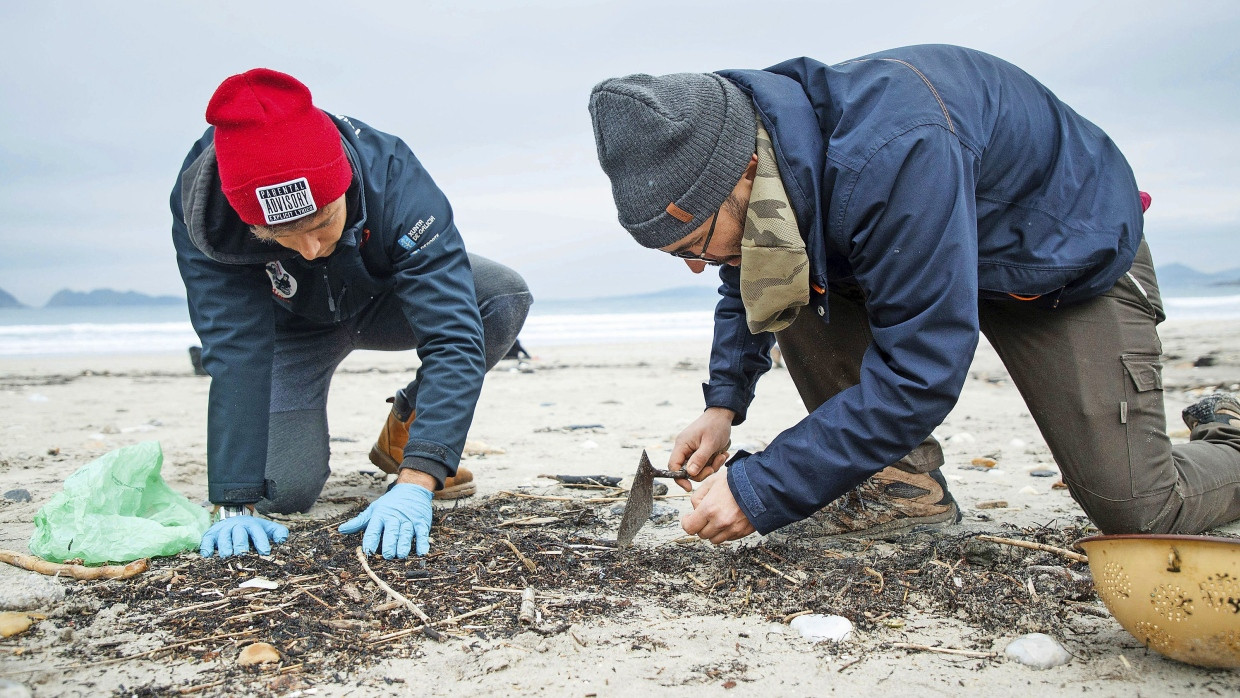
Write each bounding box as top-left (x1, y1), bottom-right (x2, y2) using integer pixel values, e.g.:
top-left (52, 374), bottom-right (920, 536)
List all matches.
top-left (238, 577), bottom-right (279, 590)
top-left (28, 441), bottom-right (210, 564)
top-left (1004, 633), bottom-right (1071, 668)
top-left (790, 614), bottom-right (854, 642)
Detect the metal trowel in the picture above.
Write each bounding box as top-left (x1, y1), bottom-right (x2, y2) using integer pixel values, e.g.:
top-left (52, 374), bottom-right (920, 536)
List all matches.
top-left (616, 450), bottom-right (691, 547)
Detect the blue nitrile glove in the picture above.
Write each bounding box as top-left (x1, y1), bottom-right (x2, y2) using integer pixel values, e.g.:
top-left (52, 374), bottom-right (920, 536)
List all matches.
top-left (338, 483), bottom-right (433, 558)
top-left (200, 507), bottom-right (289, 558)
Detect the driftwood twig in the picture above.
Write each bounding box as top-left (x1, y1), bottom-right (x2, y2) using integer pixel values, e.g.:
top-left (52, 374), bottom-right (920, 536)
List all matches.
top-left (890, 642), bottom-right (997, 658)
top-left (975, 535), bottom-right (1088, 564)
top-left (354, 546), bottom-right (441, 640)
top-left (0, 549), bottom-right (147, 580)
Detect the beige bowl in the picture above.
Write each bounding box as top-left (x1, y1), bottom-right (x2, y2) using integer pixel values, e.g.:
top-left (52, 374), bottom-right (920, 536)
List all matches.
top-left (1076, 534), bottom-right (1240, 668)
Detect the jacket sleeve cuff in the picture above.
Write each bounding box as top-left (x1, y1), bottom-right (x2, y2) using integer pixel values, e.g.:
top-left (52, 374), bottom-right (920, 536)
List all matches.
top-left (702, 382), bottom-right (752, 424)
top-left (727, 457), bottom-right (778, 534)
top-left (209, 479), bottom-right (273, 507)
top-left (400, 456), bottom-right (450, 490)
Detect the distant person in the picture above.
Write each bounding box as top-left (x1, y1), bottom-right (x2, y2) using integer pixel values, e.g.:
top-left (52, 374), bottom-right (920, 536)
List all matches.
top-left (172, 69), bottom-right (531, 559)
top-left (588, 45), bottom-right (1240, 544)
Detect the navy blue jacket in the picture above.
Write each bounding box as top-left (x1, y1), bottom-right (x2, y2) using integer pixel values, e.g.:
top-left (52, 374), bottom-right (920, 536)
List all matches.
top-left (712, 45), bottom-right (1144, 534)
top-left (171, 115), bottom-right (485, 505)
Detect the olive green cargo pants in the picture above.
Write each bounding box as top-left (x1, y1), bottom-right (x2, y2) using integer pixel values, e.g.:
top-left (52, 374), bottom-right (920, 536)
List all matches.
top-left (775, 240), bottom-right (1240, 534)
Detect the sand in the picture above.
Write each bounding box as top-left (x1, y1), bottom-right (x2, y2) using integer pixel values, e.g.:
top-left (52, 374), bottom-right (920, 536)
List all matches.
top-left (0, 317), bottom-right (1237, 695)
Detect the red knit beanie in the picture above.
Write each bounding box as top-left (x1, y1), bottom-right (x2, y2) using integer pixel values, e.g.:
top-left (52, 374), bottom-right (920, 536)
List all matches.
top-left (206, 68), bottom-right (352, 226)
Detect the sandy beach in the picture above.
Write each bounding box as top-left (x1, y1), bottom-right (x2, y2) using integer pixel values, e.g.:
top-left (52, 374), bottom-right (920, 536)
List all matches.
top-left (0, 317), bottom-right (1237, 696)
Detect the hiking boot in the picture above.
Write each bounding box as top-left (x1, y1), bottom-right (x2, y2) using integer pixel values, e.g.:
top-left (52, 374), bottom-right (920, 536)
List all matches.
top-left (780, 466), bottom-right (961, 540)
top-left (1182, 392), bottom-right (1240, 430)
top-left (370, 391), bottom-right (476, 499)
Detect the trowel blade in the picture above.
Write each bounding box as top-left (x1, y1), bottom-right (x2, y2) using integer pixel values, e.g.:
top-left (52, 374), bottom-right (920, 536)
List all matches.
top-left (616, 450), bottom-right (656, 547)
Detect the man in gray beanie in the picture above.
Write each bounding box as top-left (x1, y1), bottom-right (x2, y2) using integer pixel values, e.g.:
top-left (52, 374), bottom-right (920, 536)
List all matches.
top-left (589, 45), bottom-right (1240, 545)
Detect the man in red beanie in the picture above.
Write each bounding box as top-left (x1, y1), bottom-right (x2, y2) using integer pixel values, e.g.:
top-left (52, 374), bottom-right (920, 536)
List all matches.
top-left (172, 68), bottom-right (531, 559)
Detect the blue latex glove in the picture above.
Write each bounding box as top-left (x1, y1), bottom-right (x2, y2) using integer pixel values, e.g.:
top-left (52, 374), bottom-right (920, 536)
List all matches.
top-left (200, 515), bottom-right (289, 558)
top-left (338, 483), bottom-right (433, 558)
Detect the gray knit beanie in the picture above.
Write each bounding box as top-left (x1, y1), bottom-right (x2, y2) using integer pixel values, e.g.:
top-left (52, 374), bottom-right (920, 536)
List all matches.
top-left (589, 72), bottom-right (757, 249)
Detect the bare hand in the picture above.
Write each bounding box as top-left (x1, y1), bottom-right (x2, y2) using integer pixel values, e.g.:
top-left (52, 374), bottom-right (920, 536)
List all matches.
top-left (668, 407), bottom-right (734, 492)
top-left (681, 470), bottom-right (756, 544)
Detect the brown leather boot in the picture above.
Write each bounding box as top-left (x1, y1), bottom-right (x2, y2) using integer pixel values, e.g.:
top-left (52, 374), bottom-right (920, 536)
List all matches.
top-left (772, 466), bottom-right (960, 542)
top-left (369, 394), bottom-right (476, 499)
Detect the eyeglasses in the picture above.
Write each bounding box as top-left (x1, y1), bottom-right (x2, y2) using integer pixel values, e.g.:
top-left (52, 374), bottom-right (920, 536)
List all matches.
top-left (668, 210), bottom-right (721, 265)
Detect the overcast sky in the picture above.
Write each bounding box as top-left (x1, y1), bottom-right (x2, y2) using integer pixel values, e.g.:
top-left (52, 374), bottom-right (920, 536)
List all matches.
top-left (1, 0), bottom-right (1237, 306)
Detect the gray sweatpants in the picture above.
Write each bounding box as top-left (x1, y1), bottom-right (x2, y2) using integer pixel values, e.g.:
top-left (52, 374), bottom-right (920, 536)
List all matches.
top-left (259, 254), bottom-right (532, 514)
top-left (775, 240), bottom-right (1240, 534)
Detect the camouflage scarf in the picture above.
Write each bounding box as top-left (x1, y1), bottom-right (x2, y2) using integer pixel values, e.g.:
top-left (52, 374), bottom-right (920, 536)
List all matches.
top-left (739, 119), bottom-right (809, 334)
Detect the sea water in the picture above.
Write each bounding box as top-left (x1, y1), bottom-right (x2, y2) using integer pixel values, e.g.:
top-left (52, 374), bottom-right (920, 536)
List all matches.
top-left (0, 294), bottom-right (1235, 358)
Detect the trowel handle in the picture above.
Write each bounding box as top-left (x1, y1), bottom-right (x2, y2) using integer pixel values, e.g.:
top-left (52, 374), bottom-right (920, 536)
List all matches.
top-left (649, 468), bottom-right (693, 480)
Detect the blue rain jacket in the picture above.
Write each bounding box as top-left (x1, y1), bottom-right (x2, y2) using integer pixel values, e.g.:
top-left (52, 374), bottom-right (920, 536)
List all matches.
top-left (711, 45), bottom-right (1144, 534)
top-left (171, 115), bottom-right (485, 505)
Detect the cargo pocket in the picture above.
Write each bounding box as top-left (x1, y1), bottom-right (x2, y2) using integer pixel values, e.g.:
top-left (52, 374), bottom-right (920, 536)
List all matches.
top-left (1120, 354), bottom-right (1173, 498)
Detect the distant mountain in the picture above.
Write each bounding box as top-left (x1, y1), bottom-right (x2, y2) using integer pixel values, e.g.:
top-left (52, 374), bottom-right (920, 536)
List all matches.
top-left (44, 289), bottom-right (184, 308)
top-left (0, 288), bottom-right (23, 308)
top-left (1156, 264), bottom-right (1240, 294)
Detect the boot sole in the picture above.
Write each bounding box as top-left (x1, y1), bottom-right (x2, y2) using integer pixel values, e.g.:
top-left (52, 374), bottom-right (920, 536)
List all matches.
top-left (369, 446), bottom-right (476, 500)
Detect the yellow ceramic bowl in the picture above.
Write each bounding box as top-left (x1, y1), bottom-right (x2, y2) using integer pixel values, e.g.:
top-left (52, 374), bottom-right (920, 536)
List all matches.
top-left (1075, 534), bottom-right (1240, 668)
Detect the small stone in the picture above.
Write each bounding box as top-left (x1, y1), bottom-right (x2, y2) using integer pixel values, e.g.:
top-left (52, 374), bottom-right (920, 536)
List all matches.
top-left (649, 503), bottom-right (679, 525)
top-left (1007, 438), bottom-right (1026, 449)
top-left (237, 642), bottom-right (281, 666)
top-left (1029, 469), bottom-right (1057, 477)
top-left (27, 394), bottom-right (48, 403)
top-left (0, 679), bottom-right (33, 698)
top-left (580, 440), bottom-right (599, 450)
top-left (789, 614), bottom-right (854, 642)
top-left (1005, 632), bottom-right (1071, 669)
top-left (3, 489), bottom-right (31, 503)
top-left (976, 500), bottom-right (1008, 510)
top-left (1019, 486), bottom-right (1041, 495)
top-left (1051, 480), bottom-right (1069, 490)
top-left (947, 432), bottom-right (976, 444)
top-left (971, 457), bottom-right (997, 468)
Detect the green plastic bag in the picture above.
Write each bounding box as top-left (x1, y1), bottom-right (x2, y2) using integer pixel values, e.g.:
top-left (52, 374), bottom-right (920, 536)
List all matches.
top-left (29, 441), bottom-right (210, 564)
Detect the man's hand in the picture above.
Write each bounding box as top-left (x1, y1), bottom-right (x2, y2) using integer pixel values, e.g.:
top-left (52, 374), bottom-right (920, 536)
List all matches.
top-left (200, 511), bottom-right (289, 558)
top-left (680, 470), bottom-right (756, 544)
top-left (338, 477), bottom-right (433, 558)
top-left (668, 407), bottom-right (735, 492)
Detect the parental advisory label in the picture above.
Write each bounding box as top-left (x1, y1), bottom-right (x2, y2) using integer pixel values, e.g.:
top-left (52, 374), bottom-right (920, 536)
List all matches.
top-left (256, 177), bottom-right (317, 225)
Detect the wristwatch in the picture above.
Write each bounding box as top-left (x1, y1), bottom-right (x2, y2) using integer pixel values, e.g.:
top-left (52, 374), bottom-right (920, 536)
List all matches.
top-left (211, 504), bottom-right (256, 523)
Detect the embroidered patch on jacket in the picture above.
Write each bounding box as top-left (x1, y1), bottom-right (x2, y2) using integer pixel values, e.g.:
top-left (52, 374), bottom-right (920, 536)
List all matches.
top-left (398, 216), bottom-right (436, 250)
top-left (256, 178), bottom-right (317, 225)
top-left (265, 261), bottom-right (298, 299)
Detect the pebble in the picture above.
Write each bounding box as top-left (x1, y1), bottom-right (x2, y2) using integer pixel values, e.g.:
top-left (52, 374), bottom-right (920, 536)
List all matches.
top-left (0, 679), bottom-right (32, 698)
top-left (0, 570), bottom-right (65, 611)
top-left (976, 500), bottom-right (1008, 509)
top-left (237, 642), bottom-right (281, 666)
top-left (970, 457), bottom-right (997, 468)
top-left (1030, 469), bottom-right (1057, 477)
top-left (789, 614), bottom-right (854, 642)
top-left (26, 394), bottom-right (48, 403)
top-left (3, 489), bottom-right (31, 503)
top-left (1004, 633), bottom-right (1072, 668)
top-left (946, 432), bottom-right (976, 444)
top-left (1008, 438), bottom-right (1026, 449)
top-left (1019, 486), bottom-right (1041, 495)
top-left (580, 440), bottom-right (599, 450)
